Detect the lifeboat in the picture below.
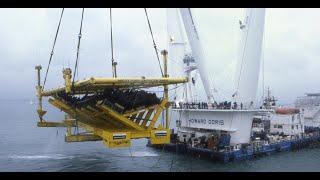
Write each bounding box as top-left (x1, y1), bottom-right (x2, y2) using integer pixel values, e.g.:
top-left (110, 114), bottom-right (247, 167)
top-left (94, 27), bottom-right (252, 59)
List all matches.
top-left (275, 107), bottom-right (300, 114)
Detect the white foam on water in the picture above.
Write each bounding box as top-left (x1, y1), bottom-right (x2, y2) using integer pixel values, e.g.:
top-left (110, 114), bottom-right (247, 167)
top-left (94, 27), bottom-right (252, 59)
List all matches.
top-left (8, 154), bottom-right (74, 160)
top-left (130, 151), bottom-right (158, 157)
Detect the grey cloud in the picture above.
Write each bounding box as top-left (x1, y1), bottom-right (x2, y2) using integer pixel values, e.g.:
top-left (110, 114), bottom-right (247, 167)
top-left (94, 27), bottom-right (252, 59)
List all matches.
top-left (0, 8), bottom-right (320, 106)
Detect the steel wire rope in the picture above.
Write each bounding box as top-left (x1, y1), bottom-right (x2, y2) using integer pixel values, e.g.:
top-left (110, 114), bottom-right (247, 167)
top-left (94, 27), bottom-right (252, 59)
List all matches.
top-left (109, 8), bottom-right (117, 78)
top-left (124, 88), bottom-right (156, 132)
top-left (168, 118), bottom-right (181, 172)
top-left (209, 70), bottom-right (234, 100)
top-left (43, 8), bottom-right (65, 90)
top-left (260, 26), bottom-right (266, 105)
top-left (144, 84), bottom-right (185, 93)
top-left (144, 8), bottom-right (164, 77)
top-left (71, 8), bottom-right (85, 92)
top-left (150, 89), bottom-right (171, 169)
top-left (168, 87), bottom-right (186, 172)
top-left (150, 85), bottom-right (182, 170)
top-left (71, 8), bottom-right (85, 133)
top-left (129, 145), bottom-right (134, 161)
top-left (235, 9), bottom-right (252, 99)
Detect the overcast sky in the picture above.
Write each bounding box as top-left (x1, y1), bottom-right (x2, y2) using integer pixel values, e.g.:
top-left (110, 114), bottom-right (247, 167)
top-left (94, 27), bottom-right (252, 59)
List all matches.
top-left (0, 8), bottom-right (319, 105)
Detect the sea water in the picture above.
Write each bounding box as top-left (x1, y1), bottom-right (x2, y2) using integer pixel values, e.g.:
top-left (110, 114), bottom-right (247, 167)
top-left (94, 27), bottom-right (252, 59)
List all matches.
top-left (0, 100), bottom-right (320, 172)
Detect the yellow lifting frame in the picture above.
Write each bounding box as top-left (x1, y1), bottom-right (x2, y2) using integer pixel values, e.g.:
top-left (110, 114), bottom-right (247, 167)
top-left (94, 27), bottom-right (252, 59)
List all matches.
top-left (35, 49), bottom-right (188, 148)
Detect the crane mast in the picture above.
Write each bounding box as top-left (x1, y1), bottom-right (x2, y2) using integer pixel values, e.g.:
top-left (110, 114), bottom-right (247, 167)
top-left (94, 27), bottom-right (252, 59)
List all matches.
top-left (167, 8), bottom-right (189, 102)
top-left (233, 8), bottom-right (266, 108)
top-left (171, 8), bottom-right (266, 145)
top-left (179, 8), bottom-right (214, 104)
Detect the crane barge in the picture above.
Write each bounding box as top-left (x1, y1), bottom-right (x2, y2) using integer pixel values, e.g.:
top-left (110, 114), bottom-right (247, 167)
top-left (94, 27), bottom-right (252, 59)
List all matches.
top-left (149, 8), bottom-right (320, 163)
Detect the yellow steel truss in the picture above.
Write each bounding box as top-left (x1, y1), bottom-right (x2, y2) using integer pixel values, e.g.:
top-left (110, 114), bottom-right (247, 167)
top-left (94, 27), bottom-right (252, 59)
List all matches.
top-left (35, 50), bottom-right (188, 148)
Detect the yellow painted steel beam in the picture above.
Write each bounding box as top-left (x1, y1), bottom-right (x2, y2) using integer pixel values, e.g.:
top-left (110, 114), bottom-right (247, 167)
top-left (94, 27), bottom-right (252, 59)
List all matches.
top-left (36, 58), bottom-right (179, 148)
top-left (80, 108), bottom-right (121, 129)
top-left (44, 98), bottom-right (171, 148)
top-left (82, 77), bottom-right (188, 87)
top-left (85, 106), bottom-right (105, 118)
top-left (81, 107), bottom-right (129, 130)
top-left (48, 98), bottom-right (109, 130)
top-left (130, 131), bottom-right (150, 139)
top-left (42, 77), bottom-right (187, 96)
top-left (48, 98), bottom-right (75, 115)
top-left (123, 104), bottom-right (157, 117)
top-left (97, 104), bottom-right (146, 131)
top-left (150, 129), bottom-right (170, 144)
top-left (62, 68), bottom-right (72, 93)
top-left (65, 134), bottom-right (102, 142)
top-left (76, 121), bottom-right (131, 148)
top-left (129, 113), bottom-right (138, 121)
top-left (142, 108), bottom-right (154, 127)
top-left (37, 121), bottom-right (74, 127)
top-left (46, 96), bottom-right (172, 147)
top-left (147, 99), bottom-right (168, 130)
top-left (135, 111), bottom-right (146, 124)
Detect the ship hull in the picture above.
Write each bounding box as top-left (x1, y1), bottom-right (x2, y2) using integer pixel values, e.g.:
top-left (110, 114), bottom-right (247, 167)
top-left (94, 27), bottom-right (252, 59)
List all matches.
top-left (173, 108), bottom-right (265, 145)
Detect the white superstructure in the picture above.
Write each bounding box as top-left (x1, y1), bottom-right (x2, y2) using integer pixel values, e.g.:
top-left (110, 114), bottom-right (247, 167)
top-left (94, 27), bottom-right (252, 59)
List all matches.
top-left (295, 93), bottom-right (320, 127)
top-left (167, 8), bottom-right (266, 146)
top-left (270, 111), bottom-right (304, 138)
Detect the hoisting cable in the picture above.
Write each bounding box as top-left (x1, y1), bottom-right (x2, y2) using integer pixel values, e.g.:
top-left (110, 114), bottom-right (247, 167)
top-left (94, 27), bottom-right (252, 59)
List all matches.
top-left (129, 146), bottom-right (134, 161)
top-left (150, 143), bottom-right (166, 169)
top-left (71, 8), bottom-right (85, 133)
top-left (109, 8), bottom-right (117, 78)
top-left (235, 10), bottom-right (252, 97)
top-left (43, 8), bottom-right (65, 89)
top-left (144, 8), bottom-right (164, 77)
top-left (71, 8), bottom-right (85, 93)
top-left (169, 89), bottom-right (186, 172)
top-left (152, 88), bottom-right (186, 170)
